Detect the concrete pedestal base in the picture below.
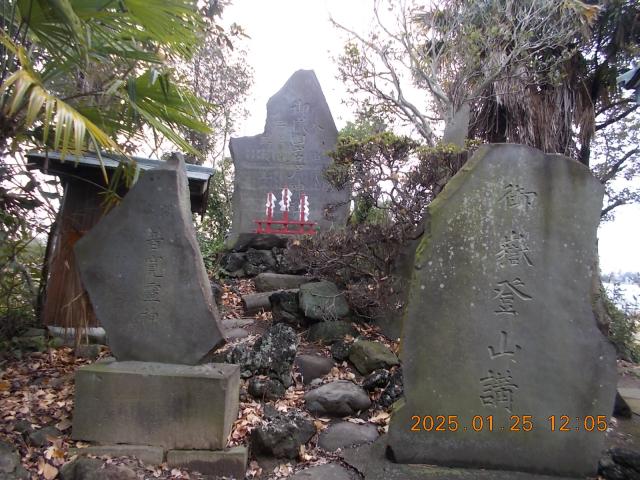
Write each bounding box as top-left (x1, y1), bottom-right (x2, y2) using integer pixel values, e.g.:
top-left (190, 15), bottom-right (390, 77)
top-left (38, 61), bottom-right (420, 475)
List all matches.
top-left (72, 361), bottom-right (240, 450)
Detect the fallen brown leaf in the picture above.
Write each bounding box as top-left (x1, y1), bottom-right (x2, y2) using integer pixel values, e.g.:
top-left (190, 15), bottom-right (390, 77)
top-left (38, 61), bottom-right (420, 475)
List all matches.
top-left (43, 462), bottom-right (58, 480)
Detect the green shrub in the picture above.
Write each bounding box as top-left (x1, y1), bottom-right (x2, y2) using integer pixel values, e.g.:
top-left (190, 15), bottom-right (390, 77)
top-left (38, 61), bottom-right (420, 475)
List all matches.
top-left (195, 157), bottom-right (233, 273)
top-left (0, 233), bottom-right (44, 341)
top-left (605, 284), bottom-right (640, 362)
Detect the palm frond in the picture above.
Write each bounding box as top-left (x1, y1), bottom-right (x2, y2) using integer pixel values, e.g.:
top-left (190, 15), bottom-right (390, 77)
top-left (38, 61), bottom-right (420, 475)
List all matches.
top-left (1, 53), bottom-right (120, 182)
top-left (70, 0), bottom-right (202, 61)
top-left (4, 0), bottom-right (211, 159)
top-left (16, 0), bottom-right (87, 66)
top-left (120, 69), bottom-right (212, 156)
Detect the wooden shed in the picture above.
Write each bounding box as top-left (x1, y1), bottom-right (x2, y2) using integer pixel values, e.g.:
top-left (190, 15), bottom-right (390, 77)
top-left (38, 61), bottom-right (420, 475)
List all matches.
top-left (26, 152), bottom-right (213, 330)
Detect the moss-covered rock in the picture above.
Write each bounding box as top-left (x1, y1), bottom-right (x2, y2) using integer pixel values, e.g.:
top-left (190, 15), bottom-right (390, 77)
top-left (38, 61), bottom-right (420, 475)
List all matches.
top-left (348, 340), bottom-right (399, 375)
top-left (300, 281), bottom-right (350, 321)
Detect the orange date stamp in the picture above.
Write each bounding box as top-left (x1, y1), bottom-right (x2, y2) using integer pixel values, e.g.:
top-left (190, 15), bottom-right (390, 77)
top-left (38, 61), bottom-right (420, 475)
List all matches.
top-left (409, 415), bottom-right (608, 432)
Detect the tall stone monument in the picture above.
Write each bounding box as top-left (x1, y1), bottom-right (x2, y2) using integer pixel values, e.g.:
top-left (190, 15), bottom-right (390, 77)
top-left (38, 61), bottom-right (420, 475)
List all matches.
top-left (72, 156), bottom-right (244, 476)
top-left (75, 156), bottom-right (225, 364)
top-left (228, 70), bottom-right (349, 246)
top-left (387, 144), bottom-right (616, 478)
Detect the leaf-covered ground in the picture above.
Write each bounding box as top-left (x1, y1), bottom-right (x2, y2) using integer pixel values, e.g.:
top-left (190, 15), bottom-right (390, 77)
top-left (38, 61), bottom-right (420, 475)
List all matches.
top-left (0, 279), bottom-right (400, 479)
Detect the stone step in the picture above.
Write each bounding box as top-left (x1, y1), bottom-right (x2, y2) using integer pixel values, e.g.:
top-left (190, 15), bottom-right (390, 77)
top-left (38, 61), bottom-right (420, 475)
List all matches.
top-left (342, 437), bottom-right (584, 480)
top-left (167, 446), bottom-right (247, 479)
top-left (68, 445), bottom-right (164, 465)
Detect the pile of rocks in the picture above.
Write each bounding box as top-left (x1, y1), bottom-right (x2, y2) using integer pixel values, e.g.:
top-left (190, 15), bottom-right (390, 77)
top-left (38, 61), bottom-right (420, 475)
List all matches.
top-left (241, 273), bottom-right (352, 328)
top-left (215, 235), bottom-right (408, 475)
top-left (220, 234), bottom-right (306, 278)
top-left (211, 265), bottom-right (404, 471)
top-left (244, 325), bottom-right (402, 464)
top-left (216, 322), bottom-right (299, 401)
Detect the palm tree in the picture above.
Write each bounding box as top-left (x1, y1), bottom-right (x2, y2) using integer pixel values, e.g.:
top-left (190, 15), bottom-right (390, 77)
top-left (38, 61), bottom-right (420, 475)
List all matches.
top-left (0, 0), bottom-right (215, 176)
top-left (0, 0), bottom-right (223, 342)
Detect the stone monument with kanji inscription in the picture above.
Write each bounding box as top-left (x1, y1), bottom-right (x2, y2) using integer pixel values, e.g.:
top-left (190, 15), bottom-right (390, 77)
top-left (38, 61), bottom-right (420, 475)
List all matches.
top-left (228, 69), bottom-right (349, 246)
top-left (71, 156), bottom-right (245, 476)
top-left (74, 155), bottom-right (225, 364)
top-left (386, 144), bottom-right (616, 478)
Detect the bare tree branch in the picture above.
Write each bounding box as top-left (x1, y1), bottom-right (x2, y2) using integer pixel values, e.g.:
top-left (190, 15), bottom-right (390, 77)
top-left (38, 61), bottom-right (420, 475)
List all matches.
top-left (596, 104), bottom-right (640, 132)
top-left (601, 198), bottom-right (626, 218)
top-left (599, 148), bottom-right (639, 184)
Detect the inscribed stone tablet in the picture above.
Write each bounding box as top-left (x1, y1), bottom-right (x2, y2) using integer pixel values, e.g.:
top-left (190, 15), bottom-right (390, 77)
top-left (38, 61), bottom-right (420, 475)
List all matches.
top-left (75, 156), bottom-right (225, 364)
top-left (386, 144), bottom-right (616, 477)
top-left (228, 70), bottom-right (349, 245)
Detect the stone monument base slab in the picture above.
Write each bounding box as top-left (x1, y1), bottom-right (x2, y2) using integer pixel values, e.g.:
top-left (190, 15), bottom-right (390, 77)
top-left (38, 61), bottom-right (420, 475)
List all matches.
top-left (167, 446), bottom-right (247, 478)
top-left (72, 362), bottom-right (240, 450)
top-left (68, 445), bottom-right (165, 465)
top-left (341, 437), bottom-right (586, 480)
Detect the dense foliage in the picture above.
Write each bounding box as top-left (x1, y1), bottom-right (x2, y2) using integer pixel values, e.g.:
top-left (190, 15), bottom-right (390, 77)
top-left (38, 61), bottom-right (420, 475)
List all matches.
top-left (296, 0), bottom-right (640, 325)
top-left (0, 0), bottom-right (249, 334)
top-left (290, 123), bottom-right (472, 319)
top-left (0, 0), bottom-right (217, 161)
top-left (197, 156), bottom-right (234, 270)
top-left (334, 0), bottom-right (639, 217)
top-left (604, 285), bottom-right (640, 361)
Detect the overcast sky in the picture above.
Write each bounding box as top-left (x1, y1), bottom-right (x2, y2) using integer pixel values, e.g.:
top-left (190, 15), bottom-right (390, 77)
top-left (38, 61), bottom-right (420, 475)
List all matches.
top-left (223, 0), bottom-right (640, 275)
top-left (224, 0), bottom-right (371, 136)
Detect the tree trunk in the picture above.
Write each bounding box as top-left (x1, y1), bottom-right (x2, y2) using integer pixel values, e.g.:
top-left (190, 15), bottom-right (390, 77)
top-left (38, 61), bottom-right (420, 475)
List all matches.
top-left (442, 103), bottom-right (470, 149)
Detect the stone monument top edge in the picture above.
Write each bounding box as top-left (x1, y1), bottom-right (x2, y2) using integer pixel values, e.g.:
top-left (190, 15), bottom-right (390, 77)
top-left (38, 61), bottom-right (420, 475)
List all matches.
top-left (428, 144), bottom-right (603, 214)
top-left (230, 69), bottom-right (336, 143)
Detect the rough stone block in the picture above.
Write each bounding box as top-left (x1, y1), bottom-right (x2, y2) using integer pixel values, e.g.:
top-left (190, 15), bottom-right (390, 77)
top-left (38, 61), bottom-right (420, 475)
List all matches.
top-left (348, 340), bottom-right (399, 375)
top-left (68, 445), bottom-right (164, 465)
top-left (318, 421), bottom-right (379, 451)
top-left (166, 446), bottom-right (247, 479)
top-left (307, 321), bottom-right (355, 344)
top-left (300, 281), bottom-right (349, 320)
top-left (72, 361), bottom-right (240, 450)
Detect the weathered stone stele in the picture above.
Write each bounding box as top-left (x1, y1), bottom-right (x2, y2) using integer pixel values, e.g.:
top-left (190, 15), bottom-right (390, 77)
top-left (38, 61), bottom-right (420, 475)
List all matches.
top-left (228, 70), bottom-right (349, 246)
top-left (387, 144), bottom-right (616, 477)
top-left (75, 156), bottom-right (225, 364)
